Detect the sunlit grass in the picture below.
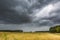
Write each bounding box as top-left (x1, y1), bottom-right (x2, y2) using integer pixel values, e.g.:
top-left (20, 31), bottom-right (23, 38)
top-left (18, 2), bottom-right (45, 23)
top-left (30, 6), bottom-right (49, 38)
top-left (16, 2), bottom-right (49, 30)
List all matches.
top-left (0, 32), bottom-right (60, 40)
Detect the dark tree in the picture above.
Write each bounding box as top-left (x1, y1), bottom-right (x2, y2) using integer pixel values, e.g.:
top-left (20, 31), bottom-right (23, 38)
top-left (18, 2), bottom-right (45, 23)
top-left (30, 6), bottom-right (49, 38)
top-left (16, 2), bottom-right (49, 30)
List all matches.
top-left (49, 25), bottom-right (60, 33)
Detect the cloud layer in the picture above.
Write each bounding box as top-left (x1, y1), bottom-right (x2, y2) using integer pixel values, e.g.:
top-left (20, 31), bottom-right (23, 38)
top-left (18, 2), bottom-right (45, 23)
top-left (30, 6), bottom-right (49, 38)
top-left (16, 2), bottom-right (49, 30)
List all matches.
top-left (0, 0), bottom-right (60, 31)
top-left (0, 0), bottom-right (32, 24)
top-left (32, 1), bottom-right (60, 26)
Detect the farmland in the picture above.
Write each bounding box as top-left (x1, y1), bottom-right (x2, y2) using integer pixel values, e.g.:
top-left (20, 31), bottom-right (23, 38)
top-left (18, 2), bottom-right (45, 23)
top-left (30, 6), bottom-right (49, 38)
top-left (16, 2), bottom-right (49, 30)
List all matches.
top-left (0, 32), bottom-right (60, 40)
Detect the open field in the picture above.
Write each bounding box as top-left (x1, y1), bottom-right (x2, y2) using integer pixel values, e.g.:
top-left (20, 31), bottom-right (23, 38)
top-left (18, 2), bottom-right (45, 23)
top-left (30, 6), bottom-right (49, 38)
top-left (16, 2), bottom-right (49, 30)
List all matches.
top-left (0, 32), bottom-right (60, 40)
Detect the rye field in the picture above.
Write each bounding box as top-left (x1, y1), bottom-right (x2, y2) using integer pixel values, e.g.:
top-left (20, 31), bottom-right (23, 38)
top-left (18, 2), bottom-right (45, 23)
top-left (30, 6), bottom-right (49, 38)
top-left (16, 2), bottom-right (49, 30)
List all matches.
top-left (0, 32), bottom-right (60, 40)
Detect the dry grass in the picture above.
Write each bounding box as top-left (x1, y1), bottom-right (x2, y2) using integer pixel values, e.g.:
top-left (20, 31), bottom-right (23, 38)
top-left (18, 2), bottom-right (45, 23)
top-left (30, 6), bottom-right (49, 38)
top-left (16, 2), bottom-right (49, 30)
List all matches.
top-left (0, 32), bottom-right (60, 40)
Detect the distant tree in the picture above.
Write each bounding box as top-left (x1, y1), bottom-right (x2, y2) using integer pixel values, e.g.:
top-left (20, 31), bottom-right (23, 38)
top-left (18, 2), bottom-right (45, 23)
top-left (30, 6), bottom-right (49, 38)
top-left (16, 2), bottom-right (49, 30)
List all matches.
top-left (13, 30), bottom-right (23, 32)
top-left (49, 25), bottom-right (60, 33)
top-left (49, 27), bottom-right (56, 33)
top-left (55, 26), bottom-right (60, 33)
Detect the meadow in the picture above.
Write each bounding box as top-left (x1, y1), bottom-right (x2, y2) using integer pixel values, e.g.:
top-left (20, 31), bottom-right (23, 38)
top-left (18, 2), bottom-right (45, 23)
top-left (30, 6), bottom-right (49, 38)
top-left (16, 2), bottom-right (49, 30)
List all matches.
top-left (0, 32), bottom-right (60, 40)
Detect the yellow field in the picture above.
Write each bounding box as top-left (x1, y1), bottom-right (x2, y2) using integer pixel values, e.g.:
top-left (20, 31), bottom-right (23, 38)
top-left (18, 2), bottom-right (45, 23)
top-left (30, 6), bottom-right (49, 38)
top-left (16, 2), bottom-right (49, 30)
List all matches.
top-left (0, 32), bottom-right (60, 40)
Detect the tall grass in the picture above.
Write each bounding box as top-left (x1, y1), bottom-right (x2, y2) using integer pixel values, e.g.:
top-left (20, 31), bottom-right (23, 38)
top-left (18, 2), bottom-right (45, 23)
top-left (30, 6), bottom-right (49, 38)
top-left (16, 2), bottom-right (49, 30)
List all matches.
top-left (0, 32), bottom-right (60, 40)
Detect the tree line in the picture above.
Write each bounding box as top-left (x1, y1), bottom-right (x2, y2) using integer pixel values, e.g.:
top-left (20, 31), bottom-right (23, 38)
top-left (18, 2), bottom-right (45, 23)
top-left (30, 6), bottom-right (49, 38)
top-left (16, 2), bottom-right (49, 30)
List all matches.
top-left (49, 25), bottom-right (60, 33)
top-left (0, 25), bottom-right (60, 33)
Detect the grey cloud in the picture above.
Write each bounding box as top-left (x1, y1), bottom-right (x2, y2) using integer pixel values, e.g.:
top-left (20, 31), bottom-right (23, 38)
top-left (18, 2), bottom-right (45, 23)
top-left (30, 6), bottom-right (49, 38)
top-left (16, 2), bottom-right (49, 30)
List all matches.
top-left (32, 1), bottom-right (60, 27)
top-left (33, 1), bottom-right (60, 27)
top-left (0, 0), bottom-right (54, 24)
top-left (0, 0), bottom-right (31, 24)
top-left (38, 20), bottom-right (54, 26)
top-left (0, 0), bottom-right (60, 31)
top-left (28, 0), bottom-right (53, 13)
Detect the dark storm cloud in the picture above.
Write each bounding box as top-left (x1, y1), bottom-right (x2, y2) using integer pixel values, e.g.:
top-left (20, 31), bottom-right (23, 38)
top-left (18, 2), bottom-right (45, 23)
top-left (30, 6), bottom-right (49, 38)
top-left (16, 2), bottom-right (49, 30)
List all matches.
top-left (49, 10), bottom-right (60, 24)
top-left (0, 0), bottom-right (60, 32)
top-left (32, 1), bottom-right (60, 27)
top-left (0, 0), bottom-right (31, 24)
top-left (0, 0), bottom-right (54, 24)
top-left (28, 0), bottom-right (53, 13)
top-left (44, 3), bottom-right (60, 24)
top-left (38, 20), bottom-right (53, 26)
top-left (0, 0), bottom-right (59, 24)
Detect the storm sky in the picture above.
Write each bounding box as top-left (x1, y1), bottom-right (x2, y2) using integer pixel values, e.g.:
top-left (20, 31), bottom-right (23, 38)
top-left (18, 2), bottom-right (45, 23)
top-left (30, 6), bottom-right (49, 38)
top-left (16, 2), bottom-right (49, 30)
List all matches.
top-left (0, 0), bottom-right (60, 32)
